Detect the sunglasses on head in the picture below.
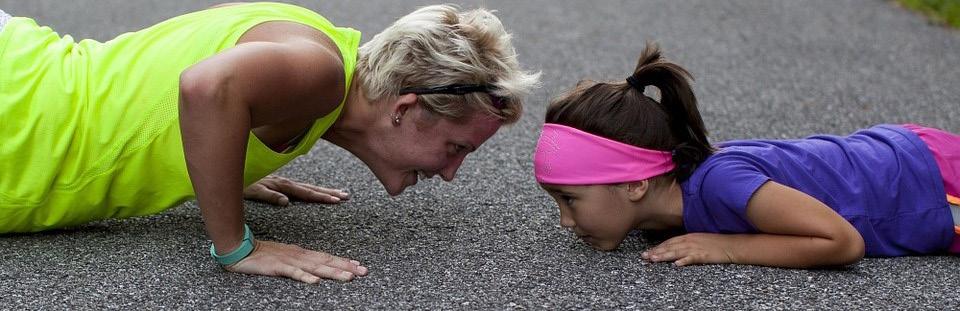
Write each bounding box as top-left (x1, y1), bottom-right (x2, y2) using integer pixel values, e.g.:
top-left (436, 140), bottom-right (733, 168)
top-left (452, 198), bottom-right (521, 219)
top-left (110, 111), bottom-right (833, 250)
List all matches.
top-left (399, 84), bottom-right (507, 110)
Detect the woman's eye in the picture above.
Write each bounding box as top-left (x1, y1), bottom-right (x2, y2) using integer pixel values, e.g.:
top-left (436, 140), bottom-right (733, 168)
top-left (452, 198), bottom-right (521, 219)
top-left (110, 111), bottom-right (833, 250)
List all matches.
top-left (449, 144), bottom-right (467, 155)
top-left (561, 195), bottom-right (574, 206)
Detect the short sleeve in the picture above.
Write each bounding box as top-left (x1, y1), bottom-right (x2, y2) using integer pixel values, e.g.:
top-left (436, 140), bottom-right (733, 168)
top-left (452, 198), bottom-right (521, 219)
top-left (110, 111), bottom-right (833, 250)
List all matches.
top-left (696, 157), bottom-right (771, 232)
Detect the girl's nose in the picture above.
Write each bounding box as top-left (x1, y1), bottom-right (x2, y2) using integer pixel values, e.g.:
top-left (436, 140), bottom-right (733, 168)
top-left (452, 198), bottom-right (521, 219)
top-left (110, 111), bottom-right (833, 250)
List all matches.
top-left (558, 208), bottom-right (575, 228)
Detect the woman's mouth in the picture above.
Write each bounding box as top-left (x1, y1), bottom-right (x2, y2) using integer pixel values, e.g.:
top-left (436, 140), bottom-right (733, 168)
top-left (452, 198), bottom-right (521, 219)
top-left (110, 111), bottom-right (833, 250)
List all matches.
top-left (408, 170), bottom-right (427, 187)
top-left (402, 171), bottom-right (436, 191)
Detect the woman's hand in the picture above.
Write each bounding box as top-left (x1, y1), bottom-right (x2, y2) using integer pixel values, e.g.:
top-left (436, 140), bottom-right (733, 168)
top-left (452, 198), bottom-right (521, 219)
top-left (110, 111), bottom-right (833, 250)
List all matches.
top-left (641, 232), bottom-right (735, 266)
top-left (226, 240), bottom-right (368, 283)
top-left (244, 175), bottom-right (349, 206)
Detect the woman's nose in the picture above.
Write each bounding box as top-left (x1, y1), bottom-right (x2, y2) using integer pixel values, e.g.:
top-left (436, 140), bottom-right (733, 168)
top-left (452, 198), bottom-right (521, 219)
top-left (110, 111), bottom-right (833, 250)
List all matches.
top-left (439, 155), bottom-right (466, 181)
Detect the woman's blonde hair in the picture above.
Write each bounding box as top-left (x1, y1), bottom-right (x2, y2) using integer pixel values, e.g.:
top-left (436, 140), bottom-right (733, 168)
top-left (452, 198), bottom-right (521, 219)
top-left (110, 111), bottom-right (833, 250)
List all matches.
top-left (356, 4), bottom-right (540, 124)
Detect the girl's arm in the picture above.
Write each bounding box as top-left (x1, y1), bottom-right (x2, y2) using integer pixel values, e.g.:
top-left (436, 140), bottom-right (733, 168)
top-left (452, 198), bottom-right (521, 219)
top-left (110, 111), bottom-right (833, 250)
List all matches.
top-left (643, 181), bottom-right (865, 268)
top-left (179, 34), bottom-right (364, 282)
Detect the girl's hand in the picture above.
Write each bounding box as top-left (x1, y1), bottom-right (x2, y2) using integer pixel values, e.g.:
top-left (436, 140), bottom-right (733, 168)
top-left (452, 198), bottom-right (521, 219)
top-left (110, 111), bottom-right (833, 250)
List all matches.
top-left (641, 233), bottom-right (735, 266)
top-left (243, 175), bottom-right (350, 206)
top-left (225, 240), bottom-right (368, 283)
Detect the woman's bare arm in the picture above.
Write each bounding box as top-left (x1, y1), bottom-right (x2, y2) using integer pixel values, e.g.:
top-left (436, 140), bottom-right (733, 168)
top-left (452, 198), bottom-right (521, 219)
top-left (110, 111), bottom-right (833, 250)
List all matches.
top-left (178, 34), bottom-right (362, 282)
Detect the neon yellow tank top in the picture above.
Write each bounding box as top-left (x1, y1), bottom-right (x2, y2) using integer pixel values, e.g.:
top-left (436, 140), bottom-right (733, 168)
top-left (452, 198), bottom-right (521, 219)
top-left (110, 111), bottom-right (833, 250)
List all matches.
top-left (0, 3), bottom-right (360, 233)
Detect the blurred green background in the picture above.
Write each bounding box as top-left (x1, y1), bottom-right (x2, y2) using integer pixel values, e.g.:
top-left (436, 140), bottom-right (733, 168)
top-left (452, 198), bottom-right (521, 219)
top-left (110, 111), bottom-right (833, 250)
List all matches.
top-left (898, 0), bottom-right (960, 28)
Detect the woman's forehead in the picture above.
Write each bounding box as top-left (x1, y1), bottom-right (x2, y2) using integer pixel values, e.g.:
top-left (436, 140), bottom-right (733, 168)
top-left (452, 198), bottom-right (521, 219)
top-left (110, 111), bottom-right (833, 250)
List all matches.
top-left (442, 112), bottom-right (502, 142)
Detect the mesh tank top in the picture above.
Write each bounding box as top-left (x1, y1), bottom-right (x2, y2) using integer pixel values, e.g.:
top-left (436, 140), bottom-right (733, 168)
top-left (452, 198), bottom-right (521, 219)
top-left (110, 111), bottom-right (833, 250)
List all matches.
top-left (0, 3), bottom-right (360, 232)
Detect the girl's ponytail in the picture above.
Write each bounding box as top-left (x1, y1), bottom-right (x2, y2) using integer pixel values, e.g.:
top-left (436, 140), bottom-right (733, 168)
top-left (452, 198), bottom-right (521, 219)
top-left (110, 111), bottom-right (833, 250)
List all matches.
top-left (545, 42), bottom-right (712, 182)
top-left (625, 43), bottom-right (712, 180)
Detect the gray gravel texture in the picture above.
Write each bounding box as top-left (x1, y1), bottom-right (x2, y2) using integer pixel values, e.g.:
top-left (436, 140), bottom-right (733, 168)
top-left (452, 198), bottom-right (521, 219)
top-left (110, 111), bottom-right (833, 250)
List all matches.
top-left (1, 0), bottom-right (959, 309)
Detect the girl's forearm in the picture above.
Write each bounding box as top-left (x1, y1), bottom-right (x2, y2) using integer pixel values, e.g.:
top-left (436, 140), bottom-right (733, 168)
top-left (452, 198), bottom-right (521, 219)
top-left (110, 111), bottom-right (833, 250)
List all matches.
top-left (726, 233), bottom-right (864, 268)
top-left (731, 181), bottom-right (866, 268)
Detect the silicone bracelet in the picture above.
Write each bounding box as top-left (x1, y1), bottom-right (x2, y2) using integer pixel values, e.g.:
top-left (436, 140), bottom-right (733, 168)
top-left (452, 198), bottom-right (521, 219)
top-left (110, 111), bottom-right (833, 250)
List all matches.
top-left (209, 224), bottom-right (255, 266)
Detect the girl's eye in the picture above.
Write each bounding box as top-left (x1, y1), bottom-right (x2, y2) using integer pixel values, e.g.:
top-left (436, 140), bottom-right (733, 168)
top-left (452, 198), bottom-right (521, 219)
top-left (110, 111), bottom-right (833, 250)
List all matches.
top-left (560, 195), bottom-right (574, 206)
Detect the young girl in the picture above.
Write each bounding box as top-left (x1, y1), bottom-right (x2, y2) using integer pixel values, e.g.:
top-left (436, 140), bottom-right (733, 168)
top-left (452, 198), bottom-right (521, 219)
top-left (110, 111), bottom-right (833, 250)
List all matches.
top-left (533, 43), bottom-right (960, 268)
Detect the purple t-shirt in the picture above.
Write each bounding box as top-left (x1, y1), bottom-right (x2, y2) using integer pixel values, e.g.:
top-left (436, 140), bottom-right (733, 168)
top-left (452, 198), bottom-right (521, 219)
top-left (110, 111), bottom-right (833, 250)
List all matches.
top-left (681, 125), bottom-right (954, 257)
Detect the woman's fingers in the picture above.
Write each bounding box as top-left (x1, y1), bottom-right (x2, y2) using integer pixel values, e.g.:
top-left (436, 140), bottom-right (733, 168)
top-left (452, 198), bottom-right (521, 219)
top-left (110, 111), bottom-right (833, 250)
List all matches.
top-left (244, 175), bottom-right (349, 205)
top-left (274, 180), bottom-right (343, 204)
top-left (246, 175), bottom-right (348, 205)
top-left (292, 249), bottom-right (368, 281)
top-left (303, 250), bottom-right (368, 276)
top-left (284, 266), bottom-right (322, 284)
top-left (288, 261), bottom-right (352, 282)
top-left (297, 182), bottom-right (350, 200)
top-left (243, 183), bottom-right (289, 206)
top-left (304, 263), bottom-right (356, 282)
top-left (227, 240), bottom-right (367, 284)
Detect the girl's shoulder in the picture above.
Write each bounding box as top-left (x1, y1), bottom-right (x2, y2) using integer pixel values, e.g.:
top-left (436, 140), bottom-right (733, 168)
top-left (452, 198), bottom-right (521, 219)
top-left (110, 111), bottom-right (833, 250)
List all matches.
top-left (683, 148), bottom-right (770, 198)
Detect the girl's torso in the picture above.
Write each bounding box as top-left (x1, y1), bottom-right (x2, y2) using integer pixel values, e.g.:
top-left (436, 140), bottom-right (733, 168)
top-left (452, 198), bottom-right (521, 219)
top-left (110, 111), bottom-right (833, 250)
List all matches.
top-left (680, 124), bottom-right (954, 256)
top-left (0, 2), bottom-right (361, 232)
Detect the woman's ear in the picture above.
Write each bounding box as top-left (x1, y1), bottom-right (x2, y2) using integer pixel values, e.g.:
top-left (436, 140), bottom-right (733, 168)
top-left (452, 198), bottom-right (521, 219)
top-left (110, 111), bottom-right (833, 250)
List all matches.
top-left (390, 93), bottom-right (418, 124)
top-left (624, 180), bottom-right (649, 202)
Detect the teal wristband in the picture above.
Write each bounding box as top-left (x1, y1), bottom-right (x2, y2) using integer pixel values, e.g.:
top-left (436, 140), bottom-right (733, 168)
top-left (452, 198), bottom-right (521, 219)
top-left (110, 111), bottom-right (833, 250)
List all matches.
top-left (209, 224), bottom-right (255, 266)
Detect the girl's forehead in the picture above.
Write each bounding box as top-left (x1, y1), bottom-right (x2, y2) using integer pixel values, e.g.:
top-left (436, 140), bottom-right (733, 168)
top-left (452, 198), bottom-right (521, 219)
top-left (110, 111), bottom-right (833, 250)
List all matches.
top-left (539, 183), bottom-right (591, 193)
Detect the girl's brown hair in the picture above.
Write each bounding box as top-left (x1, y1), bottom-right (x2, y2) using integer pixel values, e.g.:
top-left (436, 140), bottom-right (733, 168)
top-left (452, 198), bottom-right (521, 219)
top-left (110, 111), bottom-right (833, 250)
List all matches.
top-left (545, 42), bottom-right (712, 182)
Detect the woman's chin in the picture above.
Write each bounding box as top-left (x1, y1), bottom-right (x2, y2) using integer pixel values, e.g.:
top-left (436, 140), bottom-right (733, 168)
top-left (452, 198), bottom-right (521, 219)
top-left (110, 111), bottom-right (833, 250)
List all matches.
top-left (384, 182), bottom-right (406, 196)
top-left (383, 176), bottom-right (416, 196)
top-left (373, 172), bottom-right (410, 196)
top-left (583, 237), bottom-right (621, 251)
top-left (592, 244), bottom-right (620, 251)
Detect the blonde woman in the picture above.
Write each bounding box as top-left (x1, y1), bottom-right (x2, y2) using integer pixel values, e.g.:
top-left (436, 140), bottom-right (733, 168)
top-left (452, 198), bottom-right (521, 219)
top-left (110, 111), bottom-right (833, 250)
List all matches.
top-left (0, 3), bottom-right (539, 283)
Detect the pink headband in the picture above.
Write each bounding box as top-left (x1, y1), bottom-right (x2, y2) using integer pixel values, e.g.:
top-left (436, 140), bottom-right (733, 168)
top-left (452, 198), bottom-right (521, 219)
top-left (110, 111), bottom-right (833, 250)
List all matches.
top-left (534, 123), bottom-right (675, 185)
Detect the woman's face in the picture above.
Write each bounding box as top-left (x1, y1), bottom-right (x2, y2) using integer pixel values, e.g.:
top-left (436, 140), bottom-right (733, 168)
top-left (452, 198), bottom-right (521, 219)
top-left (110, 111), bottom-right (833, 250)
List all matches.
top-left (539, 184), bottom-right (638, 250)
top-left (372, 106), bottom-right (502, 196)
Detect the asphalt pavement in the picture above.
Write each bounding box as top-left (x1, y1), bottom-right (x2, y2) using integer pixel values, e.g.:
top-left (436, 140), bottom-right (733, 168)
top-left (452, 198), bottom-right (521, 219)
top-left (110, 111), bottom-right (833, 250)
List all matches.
top-left (1, 0), bottom-right (959, 309)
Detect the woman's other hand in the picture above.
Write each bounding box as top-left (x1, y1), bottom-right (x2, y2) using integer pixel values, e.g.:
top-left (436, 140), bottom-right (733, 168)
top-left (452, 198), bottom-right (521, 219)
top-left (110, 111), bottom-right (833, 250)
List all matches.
top-left (244, 175), bottom-right (349, 206)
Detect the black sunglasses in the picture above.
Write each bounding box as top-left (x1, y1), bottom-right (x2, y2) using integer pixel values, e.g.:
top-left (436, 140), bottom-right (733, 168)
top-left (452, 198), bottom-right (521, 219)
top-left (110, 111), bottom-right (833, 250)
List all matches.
top-left (399, 84), bottom-right (506, 109)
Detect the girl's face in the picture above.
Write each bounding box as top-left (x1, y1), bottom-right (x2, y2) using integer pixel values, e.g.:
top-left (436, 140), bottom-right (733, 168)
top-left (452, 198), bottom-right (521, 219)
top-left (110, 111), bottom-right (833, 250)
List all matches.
top-left (539, 184), bottom-right (639, 250)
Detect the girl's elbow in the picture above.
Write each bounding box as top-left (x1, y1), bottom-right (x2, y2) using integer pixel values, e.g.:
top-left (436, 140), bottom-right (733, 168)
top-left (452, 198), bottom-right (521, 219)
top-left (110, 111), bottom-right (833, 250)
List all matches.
top-left (833, 231), bottom-right (865, 266)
